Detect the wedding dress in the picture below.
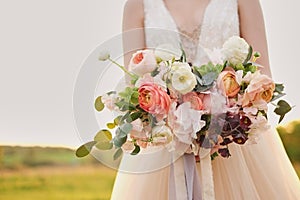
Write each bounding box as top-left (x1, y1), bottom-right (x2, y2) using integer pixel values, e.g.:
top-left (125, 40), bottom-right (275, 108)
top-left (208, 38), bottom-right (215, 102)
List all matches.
top-left (111, 0), bottom-right (300, 199)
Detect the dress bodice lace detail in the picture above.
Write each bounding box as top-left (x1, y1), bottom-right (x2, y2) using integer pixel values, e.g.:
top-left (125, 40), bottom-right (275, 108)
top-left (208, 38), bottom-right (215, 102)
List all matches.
top-left (143, 0), bottom-right (240, 65)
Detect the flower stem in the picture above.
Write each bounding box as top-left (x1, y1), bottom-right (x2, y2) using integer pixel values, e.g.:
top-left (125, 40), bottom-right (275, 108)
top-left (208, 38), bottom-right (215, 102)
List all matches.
top-left (108, 58), bottom-right (136, 79)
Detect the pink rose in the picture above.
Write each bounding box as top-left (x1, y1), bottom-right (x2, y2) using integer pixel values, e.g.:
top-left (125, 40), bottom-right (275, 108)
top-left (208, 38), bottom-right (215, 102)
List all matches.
top-left (182, 92), bottom-right (204, 110)
top-left (128, 50), bottom-right (157, 76)
top-left (217, 67), bottom-right (240, 98)
top-left (242, 72), bottom-right (275, 107)
top-left (138, 82), bottom-right (171, 118)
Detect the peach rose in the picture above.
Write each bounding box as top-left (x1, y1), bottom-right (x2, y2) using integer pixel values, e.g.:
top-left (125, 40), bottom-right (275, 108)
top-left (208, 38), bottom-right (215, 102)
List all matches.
top-left (242, 72), bottom-right (275, 107)
top-left (217, 67), bottom-right (240, 97)
top-left (182, 92), bottom-right (204, 110)
top-left (128, 50), bottom-right (157, 76)
top-left (138, 82), bottom-right (171, 117)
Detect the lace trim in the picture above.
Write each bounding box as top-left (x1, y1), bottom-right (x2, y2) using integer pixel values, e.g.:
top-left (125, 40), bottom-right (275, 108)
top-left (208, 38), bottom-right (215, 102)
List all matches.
top-left (177, 24), bottom-right (202, 62)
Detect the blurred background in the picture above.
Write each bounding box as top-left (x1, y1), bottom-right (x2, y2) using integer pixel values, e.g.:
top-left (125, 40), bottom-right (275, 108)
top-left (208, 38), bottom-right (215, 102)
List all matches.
top-left (0, 0), bottom-right (299, 199)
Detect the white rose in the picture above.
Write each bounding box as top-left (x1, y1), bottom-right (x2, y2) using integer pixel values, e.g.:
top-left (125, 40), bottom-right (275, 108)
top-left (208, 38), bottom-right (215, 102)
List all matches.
top-left (171, 67), bottom-right (197, 95)
top-left (128, 50), bottom-right (157, 76)
top-left (154, 44), bottom-right (181, 61)
top-left (222, 36), bottom-right (249, 66)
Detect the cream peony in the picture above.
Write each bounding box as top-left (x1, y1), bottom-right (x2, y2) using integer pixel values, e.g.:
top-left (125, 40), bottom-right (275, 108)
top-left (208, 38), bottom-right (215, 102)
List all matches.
top-left (171, 66), bottom-right (197, 95)
top-left (222, 36), bottom-right (249, 66)
top-left (128, 50), bottom-right (157, 76)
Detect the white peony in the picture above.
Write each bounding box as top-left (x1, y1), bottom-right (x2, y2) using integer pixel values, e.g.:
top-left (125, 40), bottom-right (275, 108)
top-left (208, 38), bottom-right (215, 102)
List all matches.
top-left (171, 65), bottom-right (197, 94)
top-left (222, 36), bottom-right (249, 66)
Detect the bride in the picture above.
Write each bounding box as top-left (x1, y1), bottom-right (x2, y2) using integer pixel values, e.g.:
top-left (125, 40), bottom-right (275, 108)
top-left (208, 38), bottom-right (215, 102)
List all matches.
top-left (111, 0), bottom-right (300, 199)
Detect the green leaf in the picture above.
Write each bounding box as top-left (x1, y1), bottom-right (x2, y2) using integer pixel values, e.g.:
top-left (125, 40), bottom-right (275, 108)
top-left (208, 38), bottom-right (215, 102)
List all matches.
top-left (94, 129), bottom-right (112, 142)
top-left (130, 144), bottom-right (141, 155)
top-left (113, 148), bottom-right (123, 160)
top-left (215, 64), bottom-right (224, 73)
top-left (75, 141), bottom-right (97, 158)
top-left (151, 67), bottom-right (160, 77)
top-left (243, 45), bottom-right (253, 64)
top-left (95, 141), bottom-right (113, 150)
top-left (130, 91), bottom-right (139, 105)
top-left (94, 96), bottom-right (104, 112)
top-left (129, 111), bottom-right (143, 122)
top-left (180, 46), bottom-right (187, 62)
top-left (106, 123), bottom-right (116, 129)
top-left (274, 100), bottom-right (292, 123)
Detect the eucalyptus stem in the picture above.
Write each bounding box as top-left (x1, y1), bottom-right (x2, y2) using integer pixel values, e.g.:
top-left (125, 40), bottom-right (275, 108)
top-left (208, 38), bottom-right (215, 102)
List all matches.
top-left (108, 58), bottom-right (136, 79)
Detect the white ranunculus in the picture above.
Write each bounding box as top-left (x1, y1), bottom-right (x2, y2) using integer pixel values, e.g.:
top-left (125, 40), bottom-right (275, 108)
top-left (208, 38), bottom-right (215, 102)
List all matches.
top-left (154, 44), bottom-right (181, 61)
top-left (171, 67), bottom-right (197, 94)
top-left (222, 36), bottom-right (249, 66)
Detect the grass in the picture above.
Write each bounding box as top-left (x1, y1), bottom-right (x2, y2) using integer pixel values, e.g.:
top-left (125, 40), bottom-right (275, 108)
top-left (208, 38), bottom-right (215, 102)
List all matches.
top-left (0, 165), bottom-right (116, 200)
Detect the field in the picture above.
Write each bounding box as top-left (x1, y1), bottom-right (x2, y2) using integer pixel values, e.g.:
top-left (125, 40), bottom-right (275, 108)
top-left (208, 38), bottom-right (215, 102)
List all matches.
top-left (0, 166), bottom-right (116, 200)
top-left (0, 120), bottom-right (300, 200)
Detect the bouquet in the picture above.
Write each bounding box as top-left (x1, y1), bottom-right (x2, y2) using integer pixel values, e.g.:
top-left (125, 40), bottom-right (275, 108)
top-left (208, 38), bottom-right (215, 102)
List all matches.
top-left (76, 36), bottom-right (292, 160)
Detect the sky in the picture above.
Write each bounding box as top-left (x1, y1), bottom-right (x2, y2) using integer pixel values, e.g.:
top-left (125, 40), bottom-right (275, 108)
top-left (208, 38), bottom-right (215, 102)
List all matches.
top-left (0, 0), bottom-right (299, 148)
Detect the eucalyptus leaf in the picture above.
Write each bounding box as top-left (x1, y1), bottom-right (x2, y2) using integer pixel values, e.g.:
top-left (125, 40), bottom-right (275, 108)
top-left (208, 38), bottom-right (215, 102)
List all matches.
top-left (202, 72), bottom-right (218, 86)
top-left (130, 144), bottom-right (141, 155)
top-left (114, 115), bottom-right (122, 125)
top-left (271, 93), bottom-right (286, 102)
top-left (274, 100), bottom-right (292, 123)
top-left (113, 135), bottom-right (127, 147)
top-left (95, 141), bottom-right (113, 150)
top-left (120, 111), bottom-right (131, 124)
top-left (275, 83), bottom-right (284, 94)
top-left (120, 123), bottom-right (133, 134)
top-left (113, 148), bottom-right (123, 160)
top-left (106, 123), bottom-right (116, 129)
top-left (75, 141), bottom-right (97, 158)
top-left (94, 129), bottom-right (112, 142)
top-left (94, 96), bottom-right (104, 112)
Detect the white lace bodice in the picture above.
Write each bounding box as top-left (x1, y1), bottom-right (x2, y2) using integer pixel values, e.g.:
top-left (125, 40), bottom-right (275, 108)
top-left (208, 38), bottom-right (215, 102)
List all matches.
top-left (143, 0), bottom-right (240, 65)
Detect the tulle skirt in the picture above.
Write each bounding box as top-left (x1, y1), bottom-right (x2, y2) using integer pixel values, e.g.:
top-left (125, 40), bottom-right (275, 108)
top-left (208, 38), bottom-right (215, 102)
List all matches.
top-left (111, 129), bottom-right (300, 200)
